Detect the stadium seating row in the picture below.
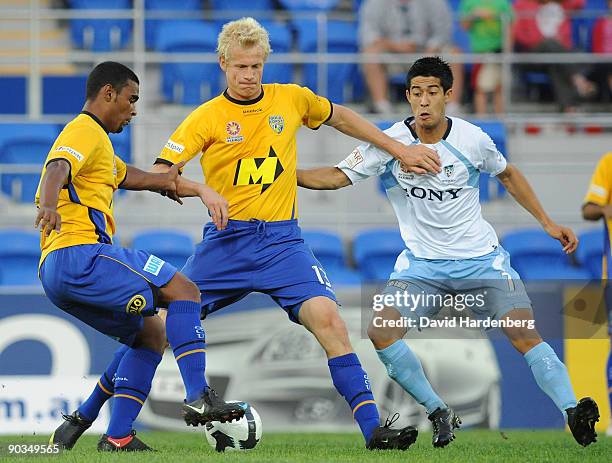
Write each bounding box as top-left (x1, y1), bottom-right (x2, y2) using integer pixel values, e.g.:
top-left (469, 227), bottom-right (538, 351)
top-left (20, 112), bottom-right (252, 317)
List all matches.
top-left (0, 227), bottom-right (603, 286)
top-left (0, 123), bottom-right (131, 202)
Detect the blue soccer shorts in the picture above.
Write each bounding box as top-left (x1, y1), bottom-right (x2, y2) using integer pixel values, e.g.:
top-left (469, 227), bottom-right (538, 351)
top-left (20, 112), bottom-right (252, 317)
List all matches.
top-left (181, 219), bottom-right (337, 323)
top-left (40, 243), bottom-right (177, 345)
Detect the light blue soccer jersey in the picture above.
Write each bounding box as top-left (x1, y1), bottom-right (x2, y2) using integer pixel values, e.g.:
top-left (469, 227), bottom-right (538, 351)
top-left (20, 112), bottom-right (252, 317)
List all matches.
top-left (337, 116), bottom-right (507, 260)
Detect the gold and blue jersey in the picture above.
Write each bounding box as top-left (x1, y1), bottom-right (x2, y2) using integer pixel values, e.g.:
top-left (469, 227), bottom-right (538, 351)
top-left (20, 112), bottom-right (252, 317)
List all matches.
top-left (35, 112), bottom-right (127, 265)
top-left (157, 83), bottom-right (332, 222)
top-left (583, 152), bottom-right (612, 278)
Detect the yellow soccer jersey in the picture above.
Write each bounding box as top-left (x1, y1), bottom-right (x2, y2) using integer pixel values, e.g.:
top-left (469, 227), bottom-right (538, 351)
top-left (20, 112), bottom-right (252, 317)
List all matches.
top-left (583, 152), bottom-right (612, 278)
top-left (36, 112), bottom-right (127, 264)
top-left (157, 83), bottom-right (332, 222)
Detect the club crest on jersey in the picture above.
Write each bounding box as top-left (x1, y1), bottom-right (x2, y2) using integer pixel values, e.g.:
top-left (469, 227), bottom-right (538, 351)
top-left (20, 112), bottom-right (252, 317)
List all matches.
top-left (225, 121), bottom-right (244, 143)
top-left (269, 115), bottom-right (284, 134)
top-left (444, 164), bottom-right (455, 177)
top-left (126, 294), bottom-right (146, 315)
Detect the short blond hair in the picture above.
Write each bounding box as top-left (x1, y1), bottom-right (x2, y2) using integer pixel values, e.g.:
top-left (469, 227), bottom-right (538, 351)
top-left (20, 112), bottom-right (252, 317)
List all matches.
top-left (217, 17), bottom-right (271, 62)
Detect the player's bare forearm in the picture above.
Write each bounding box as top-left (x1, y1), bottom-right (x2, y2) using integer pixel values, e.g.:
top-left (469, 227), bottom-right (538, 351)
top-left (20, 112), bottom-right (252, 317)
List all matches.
top-left (35, 159), bottom-right (70, 235)
top-left (38, 160), bottom-right (69, 209)
top-left (497, 163), bottom-right (552, 227)
top-left (326, 105), bottom-right (403, 155)
top-left (297, 167), bottom-right (351, 190)
top-left (325, 105), bottom-right (441, 174)
top-left (581, 202), bottom-right (605, 221)
top-left (150, 162), bottom-right (204, 198)
top-left (123, 161), bottom-right (184, 189)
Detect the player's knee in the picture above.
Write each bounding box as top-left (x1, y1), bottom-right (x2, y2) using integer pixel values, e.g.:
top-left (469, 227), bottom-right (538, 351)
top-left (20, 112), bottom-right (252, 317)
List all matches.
top-left (367, 319), bottom-right (405, 350)
top-left (161, 272), bottom-right (201, 304)
top-left (511, 334), bottom-right (543, 355)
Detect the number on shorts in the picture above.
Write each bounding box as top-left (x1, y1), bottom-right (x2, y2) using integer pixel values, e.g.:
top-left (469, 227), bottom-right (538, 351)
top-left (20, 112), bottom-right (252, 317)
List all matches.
top-left (312, 265), bottom-right (332, 287)
top-left (501, 271), bottom-right (515, 291)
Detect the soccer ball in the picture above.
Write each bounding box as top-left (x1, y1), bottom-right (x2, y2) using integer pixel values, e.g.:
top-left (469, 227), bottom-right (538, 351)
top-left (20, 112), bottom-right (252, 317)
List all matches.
top-left (204, 401), bottom-right (262, 452)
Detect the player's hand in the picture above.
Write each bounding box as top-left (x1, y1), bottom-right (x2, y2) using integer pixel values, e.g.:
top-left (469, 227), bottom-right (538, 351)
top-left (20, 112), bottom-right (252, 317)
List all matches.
top-left (393, 144), bottom-right (441, 175)
top-left (35, 206), bottom-right (61, 237)
top-left (199, 185), bottom-right (229, 231)
top-left (163, 161), bottom-right (186, 205)
top-left (544, 223), bottom-right (578, 254)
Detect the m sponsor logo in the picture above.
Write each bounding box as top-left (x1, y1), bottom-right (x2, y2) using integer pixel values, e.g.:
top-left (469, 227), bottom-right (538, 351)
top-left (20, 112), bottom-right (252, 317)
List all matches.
top-left (56, 146), bottom-right (83, 162)
top-left (233, 147), bottom-right (284, 193)
top-left (165, 140), bottom-right (184, 154)
top-left (143, 255), bottom-right (165, 276)
top-left (126, 294), bottom-right (146, 315)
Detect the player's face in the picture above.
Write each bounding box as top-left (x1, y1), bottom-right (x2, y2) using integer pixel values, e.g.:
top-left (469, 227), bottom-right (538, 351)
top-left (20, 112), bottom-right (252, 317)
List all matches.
top-left (406, 77), bottom-right (451, 130)
top-left (109, 79), bottom-right (138, 134)
top-left (220, 44), bottom-right (265, 101)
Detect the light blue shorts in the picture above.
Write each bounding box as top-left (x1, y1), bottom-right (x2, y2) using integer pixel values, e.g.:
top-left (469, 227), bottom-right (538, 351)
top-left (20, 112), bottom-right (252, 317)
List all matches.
top-left (382, 246), bottom-right (532, 323)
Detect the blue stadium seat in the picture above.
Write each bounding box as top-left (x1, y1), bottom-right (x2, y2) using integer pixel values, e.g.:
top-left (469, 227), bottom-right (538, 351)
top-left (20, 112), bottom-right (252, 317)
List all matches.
top-left (109, 125), bottom-right (131, 163)
top-left (0, 77), bottom-right (27, 114)
top-left (259, 21), bottom-right (294, 84)
top-left (42, 75), bottom-right (87, 115)
top-left (278, 0), bottom-right (340, 11)
top-left (68, 0), bottom-right (132, 52)
top-left (353, 228), bottom-right (405, 281)
top-left (469, 120), bottom-right (507, 202)
top-left (144, 0), bottom-right (202, 49)
top-left (575, 228), bottom-right (604, 279)
top-left (572, 0), bottom-right (608, 51)
top-left (210, 0), bottom-right (274, 11)
top-left (295, 19), bottom-right (359, 103)
top-left (0, 230), bottom-right (41, 286)
top-left (302, 229), bottom-right (361, 285)
top-left (0, 136), bottom-right (56, 202)
top-left (131, 230), bottom-right (195, 270)
top-left (156, 20), bottom-right (222, 105)
top-left (501, 228), bottom-right (589, 280)
top-left (0, 124), bottom-right (60, 147)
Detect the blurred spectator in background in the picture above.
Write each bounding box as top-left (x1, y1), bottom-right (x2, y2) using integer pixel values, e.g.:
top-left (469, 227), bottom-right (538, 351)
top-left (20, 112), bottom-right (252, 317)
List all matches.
top-left (359, 0), bottom-right (464, 114)
top-left (460, 0), bottom-right (512, 115)
top-left (512, 0), bottom-right (596, 112)
top-left (589, 0), bottom-right (612, 102)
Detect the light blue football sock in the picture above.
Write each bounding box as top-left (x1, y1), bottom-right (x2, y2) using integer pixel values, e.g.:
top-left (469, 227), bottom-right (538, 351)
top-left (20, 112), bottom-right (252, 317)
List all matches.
top-left (524, 342), bottom-right (577, 414)
top-left (376, 340), bottom-right (446, 415)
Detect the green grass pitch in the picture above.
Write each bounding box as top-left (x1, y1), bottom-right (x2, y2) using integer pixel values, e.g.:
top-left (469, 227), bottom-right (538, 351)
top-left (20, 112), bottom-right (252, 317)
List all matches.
top-left (1, 430), bottom-right (610, 462)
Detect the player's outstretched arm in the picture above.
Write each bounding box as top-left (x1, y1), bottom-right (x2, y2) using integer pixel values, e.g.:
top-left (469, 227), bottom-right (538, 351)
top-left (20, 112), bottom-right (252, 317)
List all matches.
top-left (35, 159), bottom-right (70, 236)
top-left (324, 104), bottom-right (441, 175)
top-left (297, 167), bottom-right (352, 190)
top-left (120, 161), bottom-right (185, 202)
top-left (497, 163), bottom-right (578, 254)
top-left (150, 163), bottom-right (229, 230)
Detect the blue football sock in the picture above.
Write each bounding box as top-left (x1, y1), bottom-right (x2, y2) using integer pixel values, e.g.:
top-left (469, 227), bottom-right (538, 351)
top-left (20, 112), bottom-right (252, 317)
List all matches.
top-left (376, 340), bottom-right (446, 415)
top-left (607, 346), bottom-right (612, 418)
top-left (165, 300), bottom-right (208, 402)
top-left (524, 342), bottom-right (577, 414)
top-left (106, 347), bottom-right (161, 439)
top-left (78, 344), bottom-right (129, 422)
top-left (328, 353), bottom-right (380, 444)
